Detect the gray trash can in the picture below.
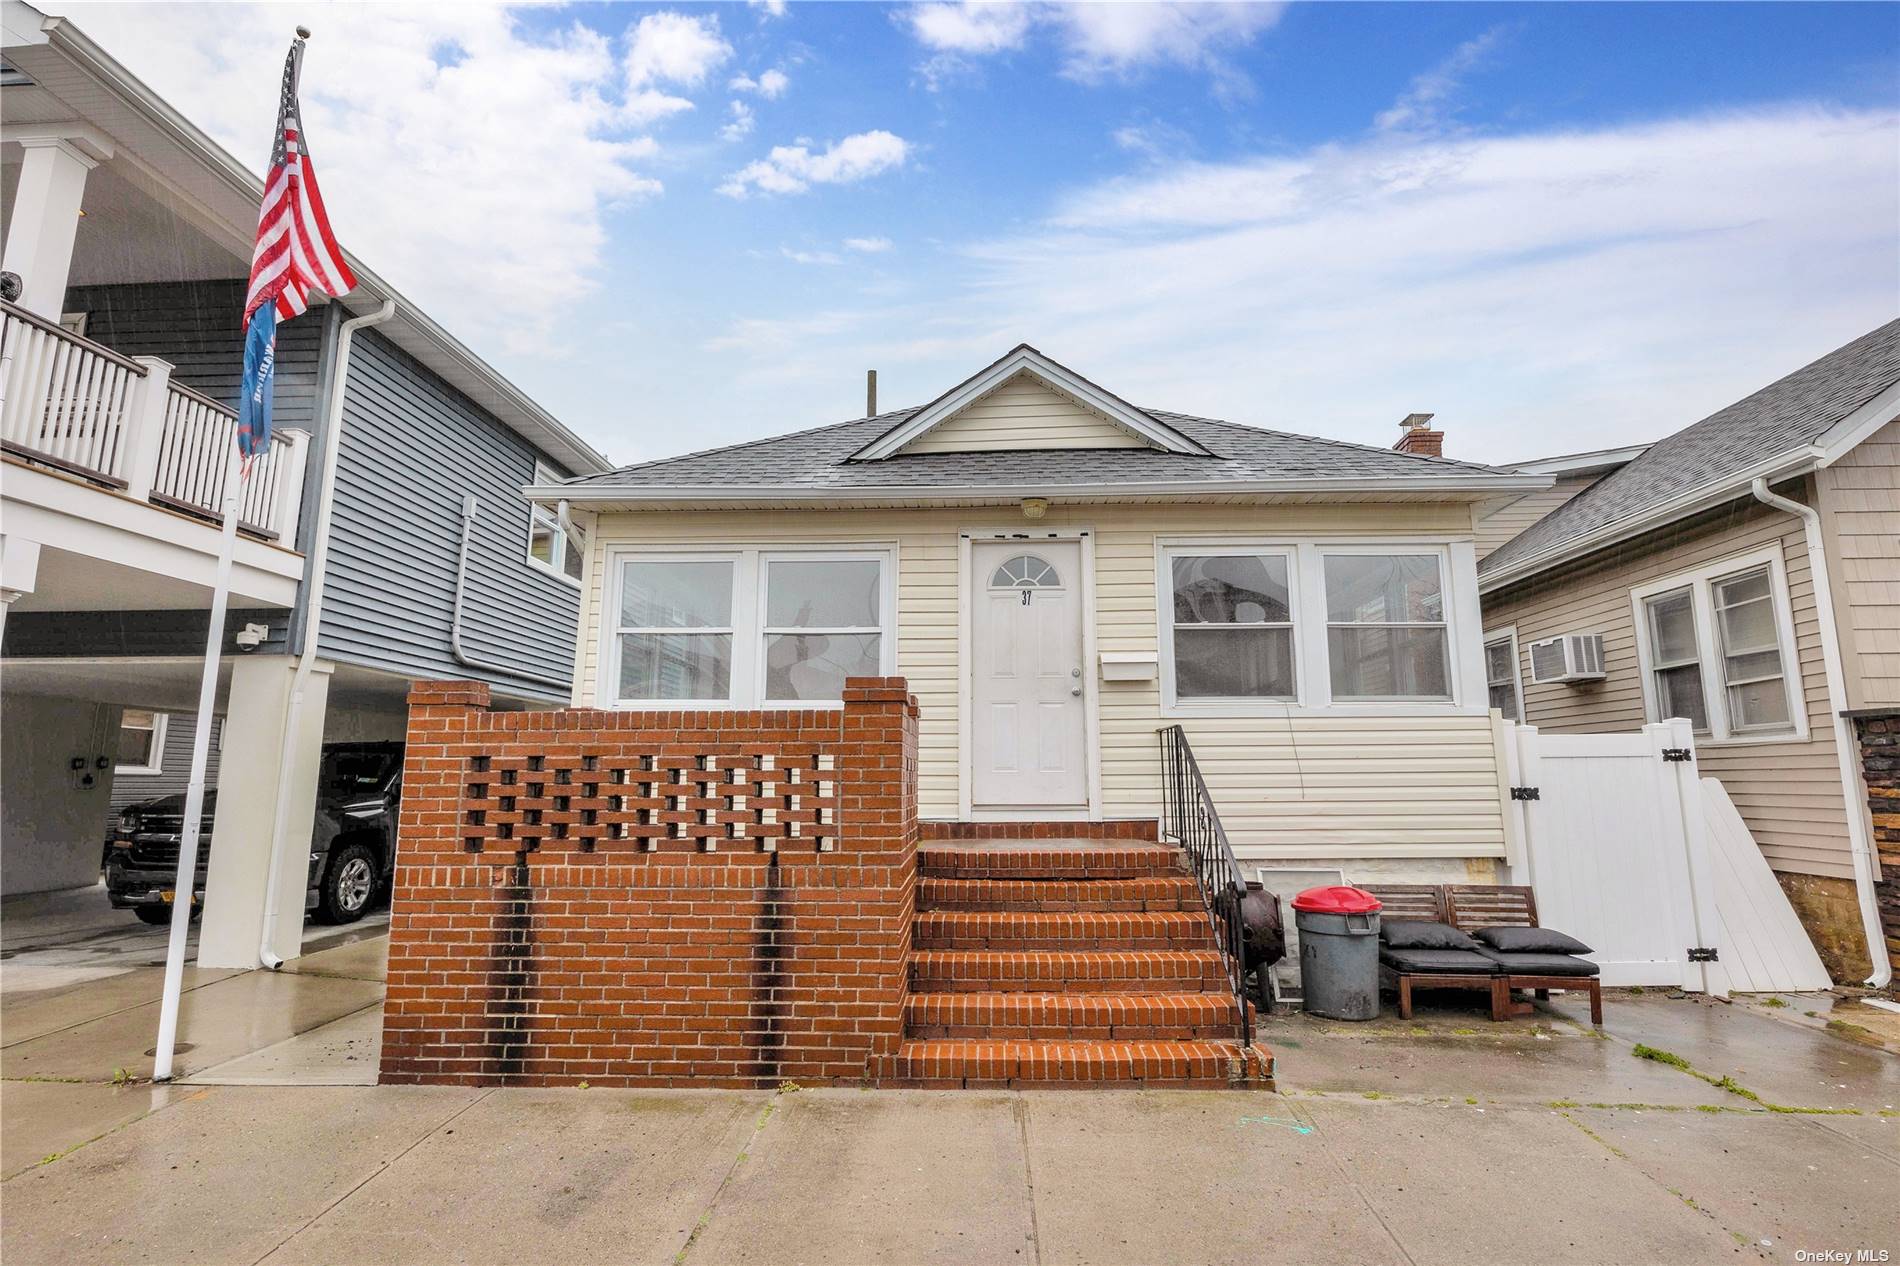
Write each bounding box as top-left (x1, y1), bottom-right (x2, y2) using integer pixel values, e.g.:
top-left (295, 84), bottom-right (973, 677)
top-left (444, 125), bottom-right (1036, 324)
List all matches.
top-left (1291, 887), bottom-right (1383, 1020)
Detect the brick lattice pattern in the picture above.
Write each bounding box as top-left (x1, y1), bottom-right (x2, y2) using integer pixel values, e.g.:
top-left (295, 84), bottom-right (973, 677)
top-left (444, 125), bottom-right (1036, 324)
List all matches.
top-left (1853, 713), bottom-right (1900, 974)
top-left (379, 678), bottom-right (919, 1088)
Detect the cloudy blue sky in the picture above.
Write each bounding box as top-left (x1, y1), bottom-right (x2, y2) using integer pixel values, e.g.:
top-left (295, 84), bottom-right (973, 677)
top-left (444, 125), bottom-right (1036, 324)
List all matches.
top-left (70, 1), bottom-right (1900, 467)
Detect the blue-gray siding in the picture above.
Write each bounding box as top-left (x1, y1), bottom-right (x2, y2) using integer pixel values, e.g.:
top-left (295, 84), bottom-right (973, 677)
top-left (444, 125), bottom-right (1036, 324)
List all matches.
top-left (319, 329), bottom-right (579, 696)
top-left (63, 281), bottom-right (323, 434)
top-left (109, 712), bottom-right (222, 813)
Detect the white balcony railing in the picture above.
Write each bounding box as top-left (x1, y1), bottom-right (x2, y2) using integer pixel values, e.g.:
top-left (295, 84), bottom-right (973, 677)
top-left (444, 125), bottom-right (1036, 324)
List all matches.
top-left (1, 300), bottom-right (308, 542)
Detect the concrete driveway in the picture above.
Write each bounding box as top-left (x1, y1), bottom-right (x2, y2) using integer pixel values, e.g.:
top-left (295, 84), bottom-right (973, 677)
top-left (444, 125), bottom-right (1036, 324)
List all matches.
top-left (2, 983), bottom-right (1894, 1265)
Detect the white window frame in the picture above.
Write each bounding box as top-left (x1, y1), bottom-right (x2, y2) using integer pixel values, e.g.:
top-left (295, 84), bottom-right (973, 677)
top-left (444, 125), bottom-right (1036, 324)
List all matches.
top-left (600, 544), bottom-right (897, 710)
top-left (1628, 545), bottom-right (1807, 745)
top-left (526, 461), bottom-right (584, 586)
top-left (1316, 544), bottom-right (1458, 706)
top-left (117, 710), bottom-right (166, 775)
top-left (1483, 627), bottom-right (1524, 722)
top-left (1158, 545), bottom-right (1302, 710)
top-left (1158, 539), bottom-right (1479, 717)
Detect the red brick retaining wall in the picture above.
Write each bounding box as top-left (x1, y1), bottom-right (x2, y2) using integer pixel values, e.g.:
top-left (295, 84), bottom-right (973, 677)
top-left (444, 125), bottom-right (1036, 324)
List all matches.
top-left (379, 678), bottom-right (919, 1088)
top-left (1852, 713), bottom-right (1899, 976)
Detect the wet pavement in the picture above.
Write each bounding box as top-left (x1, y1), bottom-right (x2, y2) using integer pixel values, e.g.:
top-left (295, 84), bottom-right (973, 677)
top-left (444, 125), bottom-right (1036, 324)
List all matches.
top-left (1, 981), bottom-right (1894, 1264)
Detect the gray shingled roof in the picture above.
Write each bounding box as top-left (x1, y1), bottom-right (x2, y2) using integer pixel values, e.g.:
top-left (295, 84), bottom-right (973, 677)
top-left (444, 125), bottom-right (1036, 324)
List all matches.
top-left (1481, 319), bottom-right (1900, 580)
top-left (564, 408), bottom-right (1508, 492)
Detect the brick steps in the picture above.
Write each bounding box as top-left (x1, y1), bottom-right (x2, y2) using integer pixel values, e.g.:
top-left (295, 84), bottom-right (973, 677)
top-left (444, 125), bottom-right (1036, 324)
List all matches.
top-left (918, 876), bottom-right (1202, 912)
top-left (883, 1038), bottom-right (1272, 1089)
top-left (892, 835), bottom-right (1272, 1091)
top-left (914, 910), bottom-right (1210, 950)
top-left (910, 949), bottom-right (1229, 993)
top-left (905, 991), bottom-right (1244, 1041)
top-left (919, 845), bottom-right (1181, 881)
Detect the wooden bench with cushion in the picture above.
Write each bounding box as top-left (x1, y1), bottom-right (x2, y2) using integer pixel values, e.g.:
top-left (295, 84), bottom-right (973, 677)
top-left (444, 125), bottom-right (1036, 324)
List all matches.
top-left (1358, 883), bottom-right (1602, 1026)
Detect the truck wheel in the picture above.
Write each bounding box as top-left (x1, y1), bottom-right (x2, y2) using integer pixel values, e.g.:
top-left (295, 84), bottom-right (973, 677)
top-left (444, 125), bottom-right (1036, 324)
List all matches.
top-left (133, 905), bottom-right (171, 925)
top-left (318, 844), bottom-right (378, 924)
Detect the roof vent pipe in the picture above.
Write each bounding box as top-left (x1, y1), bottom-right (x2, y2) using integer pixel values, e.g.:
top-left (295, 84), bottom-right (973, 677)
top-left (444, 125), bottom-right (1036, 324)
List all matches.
top-left (866, 369), bottom-right (877, 418)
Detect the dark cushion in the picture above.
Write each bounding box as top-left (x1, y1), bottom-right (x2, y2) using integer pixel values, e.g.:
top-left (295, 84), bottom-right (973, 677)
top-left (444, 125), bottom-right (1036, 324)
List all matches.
top-left (1380, 920), bottom-right (1481, 951)
top-left (1380, 947), bottom-right (1500, 975)
top-left (1478, 949), bottom-right (1601, 978)
top-left (1472, 925), bottom-right (1593, 955)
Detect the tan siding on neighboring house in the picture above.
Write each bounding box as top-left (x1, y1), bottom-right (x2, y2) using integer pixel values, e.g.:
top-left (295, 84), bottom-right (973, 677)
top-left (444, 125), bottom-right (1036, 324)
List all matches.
top-left (580, 501), bottom-right (1505, 861)
top-left (1482, 486), bottom-right (1853, 879)
top-left (1817, 417), bottom-right (1900, 709)
top-left (899, 373), bottom-right (1151, 453)
top-left (1474, 474), bottom-right (1600, 560)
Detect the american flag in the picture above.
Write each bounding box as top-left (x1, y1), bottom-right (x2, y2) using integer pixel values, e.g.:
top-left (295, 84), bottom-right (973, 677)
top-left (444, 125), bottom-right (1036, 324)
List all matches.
top-left (238, 33), bottom-right (354, 460)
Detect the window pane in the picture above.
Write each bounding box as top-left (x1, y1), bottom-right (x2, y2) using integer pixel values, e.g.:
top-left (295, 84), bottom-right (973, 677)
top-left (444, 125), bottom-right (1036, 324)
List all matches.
top-left (1324, 555), bottom-right (1443, 623)
top-left (1654, 663), bottom-right (1709, 731)
top-left (561, 536), bottom-right (584, 580)
top-left (1714, 569), bottom-right (1771, 606)
top-left (1484, 640), bottom-right (1514, 683)
top-left (1724, 649), bottom-right (1784, 682)
top-left (529, 520), bottom-right (556, 565)
top-left (618, 633), bottom-right (731, 700)
top-left (118, 711), bottom-right (158, 766)
top-left (1328, 626), bottom-right (1450, 698)
top-left (621, 560), bottom-right (732, 628)
top-left (991, 555), bottom-right (1059, 588)
top-left (764, 633), bottom-right (881, 701)
top-left (1172, 555), bottom-right (1290, 624)
top-left (1729, 678), bottom-right (1791, 729)
top-left (1716, 593), bottom-right (1778, 653)
top-left (1173, 627), bottom-right (1294, 698)
top-left (767, 560), bottom-right (881, 628)
top-left (1646, 589), bottom-right (1698, 663)
top-left (1488, 682), bottom-right (1520, 721)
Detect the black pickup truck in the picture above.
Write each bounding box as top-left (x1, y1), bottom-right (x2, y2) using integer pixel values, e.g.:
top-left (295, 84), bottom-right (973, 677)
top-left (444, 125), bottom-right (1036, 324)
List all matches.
top-left (105, 741), bottom-right (403, 927)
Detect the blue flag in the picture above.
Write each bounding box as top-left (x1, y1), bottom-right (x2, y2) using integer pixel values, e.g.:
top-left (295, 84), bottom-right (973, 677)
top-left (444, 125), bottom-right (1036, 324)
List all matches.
top-left (237, 301), bottom-right (277, 460)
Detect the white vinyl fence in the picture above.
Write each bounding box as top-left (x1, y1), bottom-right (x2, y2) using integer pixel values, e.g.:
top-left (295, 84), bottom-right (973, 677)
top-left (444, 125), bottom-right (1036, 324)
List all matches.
top-left (1498, 718), bottom-right (1829, 994)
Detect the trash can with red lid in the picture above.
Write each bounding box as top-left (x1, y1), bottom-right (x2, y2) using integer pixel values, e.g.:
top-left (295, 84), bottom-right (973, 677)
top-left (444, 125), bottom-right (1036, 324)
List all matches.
top-left (1291, 886), bottom-right (1383, 1020)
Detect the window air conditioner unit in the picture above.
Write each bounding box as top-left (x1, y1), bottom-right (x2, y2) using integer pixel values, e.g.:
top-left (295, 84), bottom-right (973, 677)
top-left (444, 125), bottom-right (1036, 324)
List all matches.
top-left (1527, 633), bottom-right (1606, 684)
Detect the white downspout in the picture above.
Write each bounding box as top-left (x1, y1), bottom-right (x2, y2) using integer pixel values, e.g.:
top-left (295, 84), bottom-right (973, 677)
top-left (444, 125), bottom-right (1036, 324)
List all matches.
top-left (1750, 477), bottom-right (1891, 988)
top-left (257, 300), bottom-right (396, 970)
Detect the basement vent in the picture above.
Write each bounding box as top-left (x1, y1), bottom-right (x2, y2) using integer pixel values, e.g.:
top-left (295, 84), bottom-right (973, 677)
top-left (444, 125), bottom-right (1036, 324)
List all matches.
top-left (1528, 633), bottom-right (1606, 685)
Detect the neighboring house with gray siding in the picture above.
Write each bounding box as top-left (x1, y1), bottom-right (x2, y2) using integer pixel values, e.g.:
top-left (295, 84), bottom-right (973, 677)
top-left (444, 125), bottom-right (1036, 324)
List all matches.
top-left (1, 1), bottom-right (613, 973)
top-left (1478, 320), bottom-right (1900, 989)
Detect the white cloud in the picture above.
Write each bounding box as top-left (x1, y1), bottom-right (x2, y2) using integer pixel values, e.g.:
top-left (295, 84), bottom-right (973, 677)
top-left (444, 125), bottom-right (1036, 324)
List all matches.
top-left (705, 106), bottom-right (1899, 460)
top-left (1376, 27), bottom-right (1509, 134)
top-left (625, 11), bottom-right (731, 95)
top-left (730, 67), bottom-right (792, 98)
top-left (749, 0), bottom-right (789, 17)
top-left (718, 130), bottom-right (912, 198)
top-left (844, 237), bottom-right (894, 253)
top-left (720, 100), bottom-right (757, 141)
top-left (906, 2), bottom-right (1282, 90)
top-left (57, 3), bottom-right (661, 357)
top-left (781, 246), bottom-right (843, 265)
top-left (908, 2), bottom-right (1033, 54)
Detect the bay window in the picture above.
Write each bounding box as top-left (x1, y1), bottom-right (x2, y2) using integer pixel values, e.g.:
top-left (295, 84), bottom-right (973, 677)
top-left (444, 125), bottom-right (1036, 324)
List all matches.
top-left (1632, 550), bottom-right (1801, 741)
top-left (608, 548), bottom-right (894, 707)
top-left (1323, 553), bottom-right (1451, 700)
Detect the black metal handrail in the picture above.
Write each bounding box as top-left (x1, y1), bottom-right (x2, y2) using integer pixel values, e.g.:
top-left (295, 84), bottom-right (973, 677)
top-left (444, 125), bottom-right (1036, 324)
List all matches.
top-left (1157, 724), bottom-right (1251, 1048)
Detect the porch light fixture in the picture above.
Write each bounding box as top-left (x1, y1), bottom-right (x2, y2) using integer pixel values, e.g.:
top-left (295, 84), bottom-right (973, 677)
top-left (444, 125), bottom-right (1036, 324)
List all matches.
top-left (1020, 497), bottom-right (1049, 520)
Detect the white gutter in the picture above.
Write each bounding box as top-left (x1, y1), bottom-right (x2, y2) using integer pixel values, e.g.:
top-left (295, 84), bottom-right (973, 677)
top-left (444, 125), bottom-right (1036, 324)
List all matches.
top-left (256, 300), bottom-right (395, 971)
top-left (450, 493), bottom-right (571, 693)
top-left (1749, 477), bottom-right (1891, 989)
top-left (1478, 447), bottom-right (1821, 594)
top-left (523, 472), bottom-right (1555, 506)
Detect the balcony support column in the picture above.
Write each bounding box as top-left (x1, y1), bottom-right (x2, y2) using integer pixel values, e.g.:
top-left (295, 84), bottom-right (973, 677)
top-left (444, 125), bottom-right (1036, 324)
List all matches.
top-left (2, 137), bottom-right (99, 319)
top-left (121, 357), bottom-right (174, 502)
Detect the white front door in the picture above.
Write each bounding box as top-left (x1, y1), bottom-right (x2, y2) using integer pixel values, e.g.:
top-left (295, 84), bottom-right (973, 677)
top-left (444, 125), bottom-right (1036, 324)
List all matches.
top-left (971, 540), bottom-right (1088, 809)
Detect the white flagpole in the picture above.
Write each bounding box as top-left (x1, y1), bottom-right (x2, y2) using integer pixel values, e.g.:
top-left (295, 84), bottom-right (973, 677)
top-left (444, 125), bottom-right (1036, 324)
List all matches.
top-left (152, 442), bottom-right (245, 1082)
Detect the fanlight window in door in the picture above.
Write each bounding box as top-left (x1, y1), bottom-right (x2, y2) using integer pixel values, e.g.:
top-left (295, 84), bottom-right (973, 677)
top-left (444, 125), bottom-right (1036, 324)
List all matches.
top-left (991, 554), bottom-right (1059, 589)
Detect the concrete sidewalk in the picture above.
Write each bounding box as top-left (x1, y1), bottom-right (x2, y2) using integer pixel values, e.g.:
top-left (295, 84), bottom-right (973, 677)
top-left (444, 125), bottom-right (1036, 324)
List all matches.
top-left (2, 990), bottom-right (1895, 1265)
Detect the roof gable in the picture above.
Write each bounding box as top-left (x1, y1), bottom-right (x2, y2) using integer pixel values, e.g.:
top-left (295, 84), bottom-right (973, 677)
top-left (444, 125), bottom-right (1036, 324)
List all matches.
top-left (851, 345), bottom-right (1210, 461)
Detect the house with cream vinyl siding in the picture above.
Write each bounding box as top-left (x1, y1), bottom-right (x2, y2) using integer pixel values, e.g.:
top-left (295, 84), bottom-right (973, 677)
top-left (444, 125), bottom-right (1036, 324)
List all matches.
top-left (1478, 320), bottom-right (1900, 986)
top-left (531, 345), bottom-right (1550, 894)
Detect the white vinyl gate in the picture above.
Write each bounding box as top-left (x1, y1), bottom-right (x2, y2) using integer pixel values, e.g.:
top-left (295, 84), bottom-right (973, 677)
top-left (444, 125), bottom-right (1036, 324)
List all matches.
top-left (1500, 719), bottom-right (1726, 993)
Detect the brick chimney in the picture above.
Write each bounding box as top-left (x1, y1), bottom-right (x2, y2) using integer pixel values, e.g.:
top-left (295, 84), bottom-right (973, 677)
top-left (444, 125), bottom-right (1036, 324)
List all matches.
top-left (1394, 412), bottom-right (1443, 458)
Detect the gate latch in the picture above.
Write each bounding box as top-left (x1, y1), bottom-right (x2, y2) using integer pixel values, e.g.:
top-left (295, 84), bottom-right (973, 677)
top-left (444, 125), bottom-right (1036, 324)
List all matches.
top-left (1661, 748), bottom-right (1694, 763)
top-left (1687, 947), bottom-right (1719, 963)
top-left (1510, 786), bottom-right (1540, 802)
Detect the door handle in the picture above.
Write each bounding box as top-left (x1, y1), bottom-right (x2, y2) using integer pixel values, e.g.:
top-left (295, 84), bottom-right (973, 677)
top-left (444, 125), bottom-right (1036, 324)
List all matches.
top-left (1070, 687), bottom-right (1082, 697)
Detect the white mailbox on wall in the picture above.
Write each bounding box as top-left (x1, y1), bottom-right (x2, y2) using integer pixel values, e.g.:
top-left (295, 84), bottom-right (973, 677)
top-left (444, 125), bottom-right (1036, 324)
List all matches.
top-left (1099, 651), bottom-right (1159, 683)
